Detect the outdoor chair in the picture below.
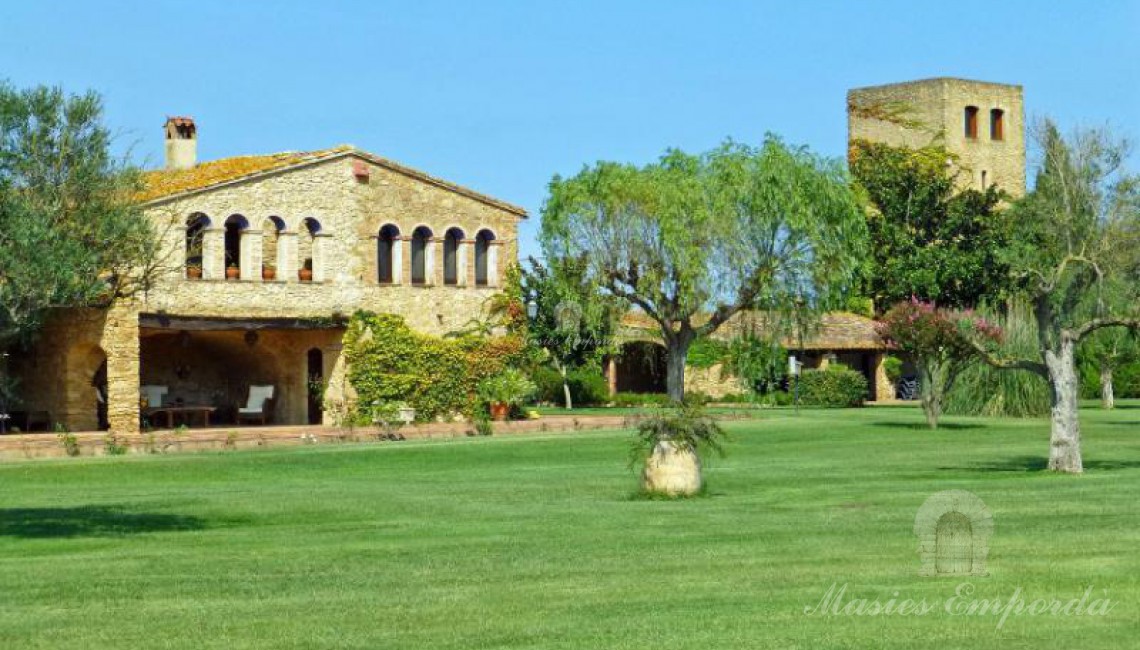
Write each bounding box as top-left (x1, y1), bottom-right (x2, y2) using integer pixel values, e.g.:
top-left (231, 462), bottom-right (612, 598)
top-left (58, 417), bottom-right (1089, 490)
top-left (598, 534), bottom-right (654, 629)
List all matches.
top-left (140, 385), bottom-right (168, 409)
top-left (237, 385), bottom-right (274, 425)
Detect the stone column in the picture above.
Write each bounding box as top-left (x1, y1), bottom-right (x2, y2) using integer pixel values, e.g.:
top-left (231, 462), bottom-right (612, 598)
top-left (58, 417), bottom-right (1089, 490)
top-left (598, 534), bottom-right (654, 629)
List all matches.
top-left (392, 237), bottom-right (403, 284)
top-left (432, 237), bottom-right (444, 286)
top-left (202, 227), bottom-right (225, 280)
top-left (278, 231), bottom-right (299, 281)
top-left (242, 230), bottom-right (263, 282)
top-left (457, 240), bottom-right (468, 286)
top-left (104, 306), bottom-right (141, 434)
top-left (425, 237), bottom-right (438, 286)
top-left (464, 239), bottom-right (477, 286)
top-left (400, 236), bottom-right (413, 285)
top-left (488, 241), bottom-right (503, 287)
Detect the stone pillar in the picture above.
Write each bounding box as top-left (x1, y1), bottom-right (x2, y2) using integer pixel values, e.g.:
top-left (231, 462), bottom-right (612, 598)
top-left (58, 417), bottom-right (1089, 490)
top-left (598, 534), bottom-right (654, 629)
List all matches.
top-left (432, 238), bottom-right (445, 286)
top-left (489, 241), bottom-right (503, 287)
top-left (818, 353), bottom-right (832, 371)
top-left (278, 231), bottom-right (299, 281)
top-left (202, 228), bottom-right (225, 280)
top-left (392, 237), bottom-right (403, 284)
top-left (426, 238), bottom-right (438, 286)
top-left (323, 342), bottom-right (349, 427)
top-left (464, 239), bottom-right (477, 286)
top-left (312, 233), bottom-right (333, 283)
top-left (242, 230), bottom-right (263, 282)
top-left (457, 240), bottom-right (469, 286)
top-left (104, 306), bottom-right (140, 434)
top-left (400, 236), bottom-right (413, 285)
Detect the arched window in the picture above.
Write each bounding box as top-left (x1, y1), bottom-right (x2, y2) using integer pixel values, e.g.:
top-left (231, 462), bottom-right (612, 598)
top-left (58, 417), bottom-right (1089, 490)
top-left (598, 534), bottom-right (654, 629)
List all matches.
top-left (475, 229), bottom-right (495, 287)
top-left (990, 109), bottom-right (1004, 141)
top-left (185, 213), bottom-right (209, 278)
top-left (964, 106), bottom-right (979, 139)
top-left (411, 226), bottom-right (432, 285)
top-left (444, 227), bottom-right (464, 285)
top-left (261, 216), bottom-right (285, 280)
top-left (224, 214), bottom-right (249, 280)
top-left (378, 224), bottom-right (400, 284)
top-left (299, 217), bottom-right (321, 282)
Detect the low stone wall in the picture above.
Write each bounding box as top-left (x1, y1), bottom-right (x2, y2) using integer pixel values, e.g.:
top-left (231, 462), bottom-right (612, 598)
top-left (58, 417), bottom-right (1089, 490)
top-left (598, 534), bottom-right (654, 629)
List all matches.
top-left (0, 415), bottom-right (635, 461)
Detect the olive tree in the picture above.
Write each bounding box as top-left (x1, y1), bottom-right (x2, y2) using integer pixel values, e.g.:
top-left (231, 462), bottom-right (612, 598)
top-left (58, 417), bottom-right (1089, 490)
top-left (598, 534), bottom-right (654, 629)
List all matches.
top-left (541, 137), bottom-right (867, 402)
top-left (975, 121), bottom-right (1140, 473)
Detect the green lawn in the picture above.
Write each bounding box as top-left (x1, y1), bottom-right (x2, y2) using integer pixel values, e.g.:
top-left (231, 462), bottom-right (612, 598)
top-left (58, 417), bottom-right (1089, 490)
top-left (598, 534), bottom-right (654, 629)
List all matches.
top-left (1, 404), bottom-right (1137, 649)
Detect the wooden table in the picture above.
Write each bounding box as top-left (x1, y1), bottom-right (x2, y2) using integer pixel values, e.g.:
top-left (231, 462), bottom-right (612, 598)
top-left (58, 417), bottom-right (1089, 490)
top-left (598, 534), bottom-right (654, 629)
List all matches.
top-left (144, 406), bottom-right (216, 429)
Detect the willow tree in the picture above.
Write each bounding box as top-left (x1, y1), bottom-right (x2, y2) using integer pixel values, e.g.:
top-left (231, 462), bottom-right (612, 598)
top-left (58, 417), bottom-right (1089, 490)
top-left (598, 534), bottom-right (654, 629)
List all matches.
top-left (541, 137), bottom-right (867, 402)
top-left (977, 121), bottom-right (1140, 473)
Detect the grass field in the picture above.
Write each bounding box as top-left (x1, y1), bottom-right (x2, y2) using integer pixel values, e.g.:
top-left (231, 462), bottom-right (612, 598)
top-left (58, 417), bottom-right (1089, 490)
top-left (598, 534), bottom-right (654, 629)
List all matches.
top-left (1, 404), bottom-right (1137, 649)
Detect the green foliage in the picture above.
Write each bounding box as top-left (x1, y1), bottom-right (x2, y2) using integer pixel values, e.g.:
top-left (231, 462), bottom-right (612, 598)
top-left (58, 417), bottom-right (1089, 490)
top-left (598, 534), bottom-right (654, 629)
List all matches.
top-left (791, 367), bottom-right (868, 408)
top-left (945, 303), bottom-right (1052, 418)
top-left (686, 337), bottom-right (729, 369)
top-left (344, 311), bottom-right (524, 422)
top-left (630, 404), bottom-right (726, 465)
top-left (610, 392), bottom-right (672, 408)
top-left (56, 425), bottom-right (79, 457)
top-left (476, 368), bottom-right (537, 406)
top-left (0, 83), bottom-right (160, 348)
top-left (883, 356), bottom-right (903, 385)
top-left (542, 136), bottom-right (868, 401)
top-left (849, 139), bottom-right (1012, 309)
top-left (1077, 327), bottom-right (1140, 402)
top-left (723, 334), bottom-right (787, 397)
top-left (566, 367), bottom-right (608, 406)
top-left (103, 433), bottom-right (128, 456)
top-left (530, 366), bottom-right (564, 403)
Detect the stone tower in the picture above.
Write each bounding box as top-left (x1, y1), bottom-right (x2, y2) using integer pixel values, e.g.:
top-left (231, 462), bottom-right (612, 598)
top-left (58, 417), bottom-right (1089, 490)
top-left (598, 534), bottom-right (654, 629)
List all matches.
top-left (164, 116), bottom-right (197, 170)
top-left (847, 78), bottom-right (1025, 197)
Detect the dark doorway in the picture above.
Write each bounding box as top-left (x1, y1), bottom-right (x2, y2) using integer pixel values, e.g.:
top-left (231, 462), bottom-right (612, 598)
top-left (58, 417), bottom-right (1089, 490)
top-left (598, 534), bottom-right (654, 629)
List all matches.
top-left (615, 342), bottom-right (668, 393)
top-left (94, 360), bottom-right (109, 431)
top-left (307, 348), bottom-right (323, 425)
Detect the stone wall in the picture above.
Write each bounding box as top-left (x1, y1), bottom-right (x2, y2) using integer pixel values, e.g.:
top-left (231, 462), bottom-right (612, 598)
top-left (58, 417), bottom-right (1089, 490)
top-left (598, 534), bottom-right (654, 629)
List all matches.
top-left (848, 78), bottom-right (1025, 197)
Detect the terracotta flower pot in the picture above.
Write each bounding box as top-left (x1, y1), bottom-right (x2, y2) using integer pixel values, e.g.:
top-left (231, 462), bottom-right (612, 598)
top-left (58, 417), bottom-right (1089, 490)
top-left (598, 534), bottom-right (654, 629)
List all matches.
top-left (186, 266), bottom-right (202, 280)
top-left (489, 402), bottom-right (510, 421)
top-left (226, 266), bottom-right (240, 280)
top-left (299, 268), bottom-right (313, 282)
top-left (262, 267), bottom-right (277, 281)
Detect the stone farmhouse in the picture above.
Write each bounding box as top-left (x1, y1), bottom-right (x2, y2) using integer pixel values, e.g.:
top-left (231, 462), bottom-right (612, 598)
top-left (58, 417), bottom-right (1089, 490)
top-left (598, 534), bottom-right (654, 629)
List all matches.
top-left (5, 77), bottom-right (1024, 433)
top-left (9, 118), bottom-right (525, 433)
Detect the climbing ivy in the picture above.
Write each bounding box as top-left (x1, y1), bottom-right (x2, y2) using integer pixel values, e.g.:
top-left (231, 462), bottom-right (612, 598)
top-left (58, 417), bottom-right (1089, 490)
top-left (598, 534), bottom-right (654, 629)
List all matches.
top-left (343, 311), bottom-right (526, 423)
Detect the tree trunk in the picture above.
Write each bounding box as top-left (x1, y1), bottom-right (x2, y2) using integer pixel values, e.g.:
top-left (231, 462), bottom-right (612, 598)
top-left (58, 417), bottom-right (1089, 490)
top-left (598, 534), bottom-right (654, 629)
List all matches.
top-left (1100, 365), bottom-right (1114, 410)
top-left (560, 363), bottom-right (573, 410)
top-left (666, 334), bottom-right (694, 404)
top-left (919, 363), bottom-right (941, 430)
top-left (1045, 340), bottom-right (1083, 474)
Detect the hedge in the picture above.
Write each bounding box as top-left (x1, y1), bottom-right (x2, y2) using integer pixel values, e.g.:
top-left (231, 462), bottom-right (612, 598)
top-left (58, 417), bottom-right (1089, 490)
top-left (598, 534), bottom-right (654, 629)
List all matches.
top-left (790, 367), bottom-right (868, 408)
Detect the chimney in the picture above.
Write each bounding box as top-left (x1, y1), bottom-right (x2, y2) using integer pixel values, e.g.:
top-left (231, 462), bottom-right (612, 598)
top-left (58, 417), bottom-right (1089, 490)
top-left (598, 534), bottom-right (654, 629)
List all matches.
top-left (164, 116), bottom-right (197, 170)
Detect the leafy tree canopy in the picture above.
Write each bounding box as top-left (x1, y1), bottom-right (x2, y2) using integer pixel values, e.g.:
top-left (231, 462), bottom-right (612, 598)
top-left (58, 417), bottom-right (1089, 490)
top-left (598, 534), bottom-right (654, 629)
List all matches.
top-left (849, 139), bottom-right (1011, 309)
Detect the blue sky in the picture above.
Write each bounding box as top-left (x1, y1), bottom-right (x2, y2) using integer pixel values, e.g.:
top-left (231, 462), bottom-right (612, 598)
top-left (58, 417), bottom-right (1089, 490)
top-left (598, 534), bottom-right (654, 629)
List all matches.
top-left (2, 1), bottom-right (1137, 258)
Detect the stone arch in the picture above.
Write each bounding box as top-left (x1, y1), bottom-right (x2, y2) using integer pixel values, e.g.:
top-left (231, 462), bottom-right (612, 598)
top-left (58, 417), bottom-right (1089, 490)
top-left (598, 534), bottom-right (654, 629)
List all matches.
top-left (64, 342), bottom-right (108, 431)
top-left (223, 214), bottom-right (250, 278)
top-left (185, 213), bottom-right (210, 277)
top-left (615, 341), bottom-right (668, 394)
top-left (299, 217), bottom-right (322, 281)
top-left (377, 224), bottom-right (401, 284)
top-left (261, 216), bottom-right (286, 276)
top-left (410, 225), bottom-right (433, 285)
top-left (914, 490), bottom-right (992, 577)
top-left (443, 227), bottom-right (465, 285)
top-left (474, 228), bottom-right (496, 287)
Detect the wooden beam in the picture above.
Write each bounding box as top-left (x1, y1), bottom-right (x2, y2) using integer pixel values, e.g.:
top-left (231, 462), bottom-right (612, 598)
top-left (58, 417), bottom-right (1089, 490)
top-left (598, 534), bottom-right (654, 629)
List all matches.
top-left (140, 313), bottom-right (346, 332)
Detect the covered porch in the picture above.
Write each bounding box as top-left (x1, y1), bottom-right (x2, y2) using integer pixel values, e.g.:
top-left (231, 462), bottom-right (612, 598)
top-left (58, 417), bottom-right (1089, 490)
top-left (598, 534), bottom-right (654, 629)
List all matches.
top-left (137, 315), bottom-right (346, 429)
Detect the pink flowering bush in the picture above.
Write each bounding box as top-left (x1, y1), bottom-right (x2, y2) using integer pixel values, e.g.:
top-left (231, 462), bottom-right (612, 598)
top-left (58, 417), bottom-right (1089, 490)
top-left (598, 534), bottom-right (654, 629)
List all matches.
top-left (876, 298), bottom-right (1003, 428)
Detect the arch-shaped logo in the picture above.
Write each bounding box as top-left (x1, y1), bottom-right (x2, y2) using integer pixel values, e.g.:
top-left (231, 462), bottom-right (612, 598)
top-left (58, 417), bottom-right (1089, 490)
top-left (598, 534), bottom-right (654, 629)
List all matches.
top-left (554, 300), bottom-right (582, 332)
top-left (914, 490), bottom-right (992, 577)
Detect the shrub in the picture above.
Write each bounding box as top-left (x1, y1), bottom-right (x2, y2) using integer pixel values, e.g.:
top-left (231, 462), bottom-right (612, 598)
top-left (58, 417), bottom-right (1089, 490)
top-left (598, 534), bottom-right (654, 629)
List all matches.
top-left (791, 367), bottom-right (868, 408)
top-left (530, 366), bottom-right (564, 403)
top-left (567, 367), bottom-right (608, 406)
top-left (56, 425), bottom-right (79, 457)
top-left (883, 355), bottom-right (904, 385)
top-left (630, 404), bottom-right (726, 466)
top-left (476, 368), bottom-right (537, 406)
top-left (611, 392), bottom-right (672, 408)
top-left (687, 337), bottom-right (729, 369)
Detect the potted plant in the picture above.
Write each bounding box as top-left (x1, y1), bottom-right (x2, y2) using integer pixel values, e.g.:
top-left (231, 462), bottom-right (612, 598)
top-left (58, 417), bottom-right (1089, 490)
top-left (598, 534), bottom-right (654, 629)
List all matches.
top-left (299, 258), bottom-right (313, 282)
top-left (186, 263), bottom-right (202, 280)
top-left (631, 405), bottom-right (725, 496)
top-left (226, 263), bottom-right (240, 280)
top-left (476, 368), bottom-right (536, 421)
top-left (262, 263), bottom-right (277, 281)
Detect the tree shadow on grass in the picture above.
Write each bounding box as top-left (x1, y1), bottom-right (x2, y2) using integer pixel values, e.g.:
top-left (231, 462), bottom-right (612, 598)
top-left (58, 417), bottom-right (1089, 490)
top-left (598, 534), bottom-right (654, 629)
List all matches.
top-left (0, 505), bottom-right (212, 539)
top-left (939, 456), bottom-right (1140, 473)
top-left (871, 421), bottom-right (985, 431)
